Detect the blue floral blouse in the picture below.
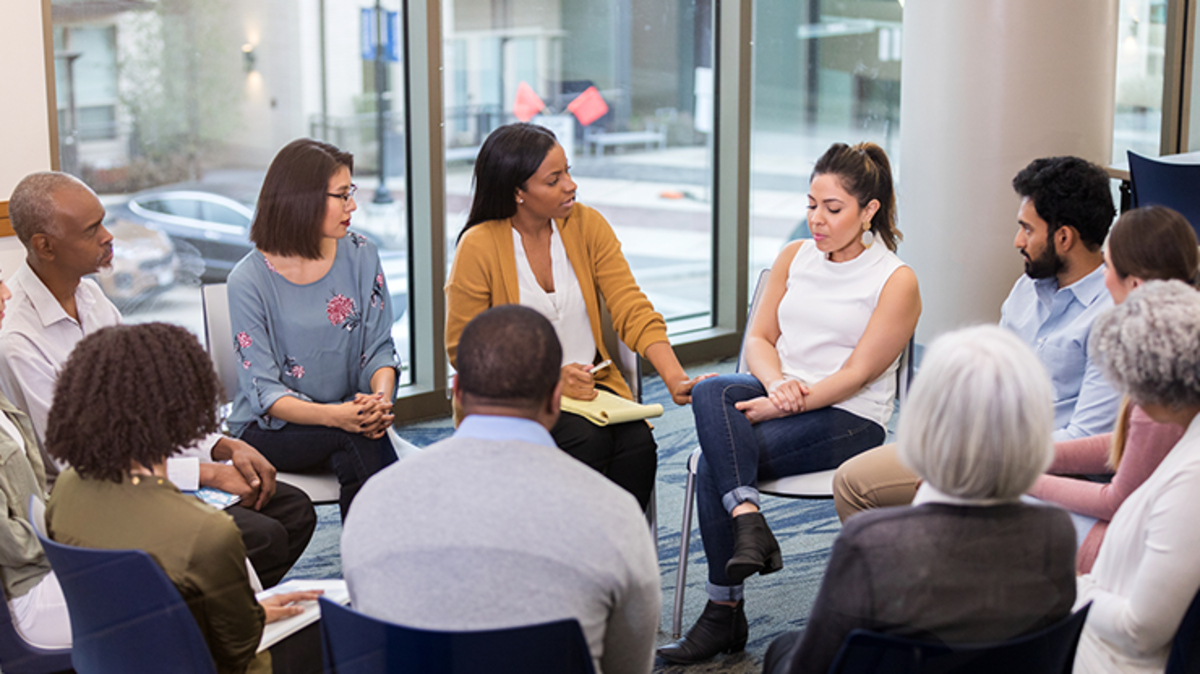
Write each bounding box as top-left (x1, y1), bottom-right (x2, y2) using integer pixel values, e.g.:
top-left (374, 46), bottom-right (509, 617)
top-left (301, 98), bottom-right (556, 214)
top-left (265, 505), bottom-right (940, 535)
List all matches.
top-left (226, 232), bottom-right (398, 434)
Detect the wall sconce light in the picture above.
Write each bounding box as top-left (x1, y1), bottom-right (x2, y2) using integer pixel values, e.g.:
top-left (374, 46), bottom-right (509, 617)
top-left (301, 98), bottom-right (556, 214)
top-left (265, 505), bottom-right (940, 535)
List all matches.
top-left (242, 43), bottom-right (257, 73)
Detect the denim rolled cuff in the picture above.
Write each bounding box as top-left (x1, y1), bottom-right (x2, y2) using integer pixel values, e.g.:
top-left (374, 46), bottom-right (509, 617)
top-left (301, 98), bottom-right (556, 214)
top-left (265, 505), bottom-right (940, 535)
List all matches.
top-left (707, 581), bottom-right (745, 603)
top-left (722, 486), bottom-right (761, 515)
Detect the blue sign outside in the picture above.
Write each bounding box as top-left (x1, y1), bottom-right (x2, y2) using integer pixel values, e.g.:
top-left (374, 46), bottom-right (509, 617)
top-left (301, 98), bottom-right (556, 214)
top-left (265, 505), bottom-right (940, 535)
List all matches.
top-left (361, 8), bottom-right (400, 63)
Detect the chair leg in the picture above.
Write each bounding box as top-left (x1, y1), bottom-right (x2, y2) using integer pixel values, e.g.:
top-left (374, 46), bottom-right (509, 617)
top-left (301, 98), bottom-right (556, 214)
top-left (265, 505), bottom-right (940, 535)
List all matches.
top-left (647, 485), bottom-right (658, 560)
top-left (672, 466), bottom-right (697, 639)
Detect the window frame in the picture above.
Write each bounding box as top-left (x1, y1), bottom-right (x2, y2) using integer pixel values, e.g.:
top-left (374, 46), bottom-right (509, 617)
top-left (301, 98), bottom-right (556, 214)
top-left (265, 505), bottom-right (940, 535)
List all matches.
top-left (36, 0), bottom-right (755, 423)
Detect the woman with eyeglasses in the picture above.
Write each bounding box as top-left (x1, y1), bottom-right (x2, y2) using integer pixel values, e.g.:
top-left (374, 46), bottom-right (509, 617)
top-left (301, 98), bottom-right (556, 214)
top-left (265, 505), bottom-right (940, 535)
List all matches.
top-left (226, 139), bottom-right (398, 520)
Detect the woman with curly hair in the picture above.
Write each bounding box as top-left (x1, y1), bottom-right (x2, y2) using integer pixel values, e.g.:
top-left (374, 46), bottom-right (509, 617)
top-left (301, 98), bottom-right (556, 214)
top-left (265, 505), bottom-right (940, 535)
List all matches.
top-left (1074, 280), bottom-right (1200, 673)
top-left (44, 323), bottom-right (319, 674)
top-left (227, 139), bottom-right (399, 519)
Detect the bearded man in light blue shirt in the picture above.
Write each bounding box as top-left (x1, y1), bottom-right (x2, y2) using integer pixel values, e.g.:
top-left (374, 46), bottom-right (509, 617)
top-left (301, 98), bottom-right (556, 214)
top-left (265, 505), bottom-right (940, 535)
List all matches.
top-left (832, 155), bottom-right (1120, 519)
top-left (1002, 155), bottom-right (1119, 441)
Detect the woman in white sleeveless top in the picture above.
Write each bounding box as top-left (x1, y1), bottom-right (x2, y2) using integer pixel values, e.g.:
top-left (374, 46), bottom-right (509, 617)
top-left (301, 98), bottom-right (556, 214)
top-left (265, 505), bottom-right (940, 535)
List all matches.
top-left (660, 142), bottom-right (921, 665)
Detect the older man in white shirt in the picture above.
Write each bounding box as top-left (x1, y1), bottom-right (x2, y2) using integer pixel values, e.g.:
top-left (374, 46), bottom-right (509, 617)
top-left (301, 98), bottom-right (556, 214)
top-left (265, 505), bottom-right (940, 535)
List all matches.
top-left (0, 171), bottom-right (315, 587)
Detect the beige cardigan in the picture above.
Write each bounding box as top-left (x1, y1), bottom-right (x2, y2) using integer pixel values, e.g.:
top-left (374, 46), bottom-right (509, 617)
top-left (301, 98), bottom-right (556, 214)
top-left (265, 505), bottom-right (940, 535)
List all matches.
top-left (445, 202), bottom-right (669, 402)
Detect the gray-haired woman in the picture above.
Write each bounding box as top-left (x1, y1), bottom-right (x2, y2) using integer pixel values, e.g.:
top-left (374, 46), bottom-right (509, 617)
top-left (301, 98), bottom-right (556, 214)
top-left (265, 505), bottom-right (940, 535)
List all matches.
top-left (1074, 280), bottom-right (1200, 673)
top-left (764, 324), bottom-right (1077, 674)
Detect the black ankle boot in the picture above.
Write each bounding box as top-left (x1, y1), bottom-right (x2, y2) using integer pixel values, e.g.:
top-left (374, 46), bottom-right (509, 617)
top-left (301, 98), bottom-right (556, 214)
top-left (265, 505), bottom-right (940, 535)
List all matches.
top-left (657, 600), bottom-right (748, 664)
top-left (725, 511), bottom-right (782, 584)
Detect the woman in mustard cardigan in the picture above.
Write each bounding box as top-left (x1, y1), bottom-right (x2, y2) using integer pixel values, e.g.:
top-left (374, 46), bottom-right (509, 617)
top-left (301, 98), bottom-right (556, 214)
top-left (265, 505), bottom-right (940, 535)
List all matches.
top-left (446, 123), bottom-right (710, 509)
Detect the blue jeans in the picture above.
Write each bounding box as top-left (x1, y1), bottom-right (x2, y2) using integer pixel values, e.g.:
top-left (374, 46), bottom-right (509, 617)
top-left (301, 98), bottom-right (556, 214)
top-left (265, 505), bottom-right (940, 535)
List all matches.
top-left (691, 374), bottom-right (885, 599)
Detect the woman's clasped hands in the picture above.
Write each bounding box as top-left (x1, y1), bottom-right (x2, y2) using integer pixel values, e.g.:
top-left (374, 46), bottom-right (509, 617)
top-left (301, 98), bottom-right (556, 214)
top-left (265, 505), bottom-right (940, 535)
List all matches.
top-left (328, 393), bottom-right (394, 439)
top-left (736, 378), bottom-right (809, 424)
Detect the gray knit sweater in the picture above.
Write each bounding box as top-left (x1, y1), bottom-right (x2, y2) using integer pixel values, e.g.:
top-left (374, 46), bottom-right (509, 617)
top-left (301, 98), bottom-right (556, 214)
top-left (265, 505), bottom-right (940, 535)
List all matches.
top-left (342, 434), bottom-right (660, 674)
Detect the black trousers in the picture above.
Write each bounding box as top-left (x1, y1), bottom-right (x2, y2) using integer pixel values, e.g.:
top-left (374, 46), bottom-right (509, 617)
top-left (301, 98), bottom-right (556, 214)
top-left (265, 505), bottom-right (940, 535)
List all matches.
top-left (551, 411), bottom-right (657, 510)
top-left (240, 424), bottom-right (397, 520)
top-left (227, 481), bottom-right (317, 588)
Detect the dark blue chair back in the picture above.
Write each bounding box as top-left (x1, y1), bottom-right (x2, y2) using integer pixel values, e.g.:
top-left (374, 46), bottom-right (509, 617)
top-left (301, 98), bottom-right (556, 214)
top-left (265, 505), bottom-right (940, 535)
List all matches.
top-left (827, 604), bottom-right (1090, 674)
top-left (0, 583), bottom-right (72, 674)
top-left (30, 500), bottom-right (217, 674)
top-left (1167, 588), bottom-right (1200, 674)
top-left (318, 597), bottom-right (596, 674)
top-left (1127, 151), bottom-right (1200, 241)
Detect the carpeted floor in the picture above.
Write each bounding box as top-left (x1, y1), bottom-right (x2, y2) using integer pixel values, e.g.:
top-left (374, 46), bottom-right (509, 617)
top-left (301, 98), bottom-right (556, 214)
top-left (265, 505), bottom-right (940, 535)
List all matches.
top-left (282, 357), bottom-right (883, 673)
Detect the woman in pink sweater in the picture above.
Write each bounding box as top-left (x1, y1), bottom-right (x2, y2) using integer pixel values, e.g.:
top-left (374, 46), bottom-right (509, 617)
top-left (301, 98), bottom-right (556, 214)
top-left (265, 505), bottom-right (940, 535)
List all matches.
top-left (1026, 205), bottom-right (1197, 573)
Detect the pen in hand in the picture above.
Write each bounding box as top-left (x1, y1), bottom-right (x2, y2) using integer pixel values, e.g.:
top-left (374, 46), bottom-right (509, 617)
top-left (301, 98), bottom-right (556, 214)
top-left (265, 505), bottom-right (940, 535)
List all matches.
top-left (588, 359), bottom-right (613, 374)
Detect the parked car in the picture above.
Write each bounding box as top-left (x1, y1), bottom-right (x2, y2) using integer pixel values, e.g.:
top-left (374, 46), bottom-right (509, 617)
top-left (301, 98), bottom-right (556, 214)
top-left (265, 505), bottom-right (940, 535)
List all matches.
top-left (108, 184), bottom-right (408, 312)
top-left (107, 188), bottom-right (256, 283)
top-left (92, 218), bottom-right (180, 309)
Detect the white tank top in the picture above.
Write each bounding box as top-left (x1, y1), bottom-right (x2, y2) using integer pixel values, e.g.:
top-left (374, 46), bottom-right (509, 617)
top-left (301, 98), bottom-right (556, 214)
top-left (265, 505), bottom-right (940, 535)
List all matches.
top-left (774, 241), bottom-right (907, 426)
top-left (513, 226), bottom-right (597, 367)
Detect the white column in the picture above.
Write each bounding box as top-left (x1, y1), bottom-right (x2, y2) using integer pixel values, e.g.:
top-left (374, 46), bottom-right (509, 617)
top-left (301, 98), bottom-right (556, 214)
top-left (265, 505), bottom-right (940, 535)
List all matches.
top-left (0, 2), bottom-right (53, 197)
top-left (898, 0), bottom-right (1118, 342)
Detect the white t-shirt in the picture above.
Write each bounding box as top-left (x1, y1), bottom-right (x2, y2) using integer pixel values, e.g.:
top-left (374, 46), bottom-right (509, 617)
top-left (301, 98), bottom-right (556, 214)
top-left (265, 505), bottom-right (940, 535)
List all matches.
top-left (774, 241), bottom-right (907, 426)
top-left (513, 226), bottom-right (597, 367)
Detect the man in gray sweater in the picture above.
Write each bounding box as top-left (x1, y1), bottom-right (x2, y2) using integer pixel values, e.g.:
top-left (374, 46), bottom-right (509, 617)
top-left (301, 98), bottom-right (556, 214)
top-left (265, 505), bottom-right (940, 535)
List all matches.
top-left (341, 305), bottom-right (660, 674)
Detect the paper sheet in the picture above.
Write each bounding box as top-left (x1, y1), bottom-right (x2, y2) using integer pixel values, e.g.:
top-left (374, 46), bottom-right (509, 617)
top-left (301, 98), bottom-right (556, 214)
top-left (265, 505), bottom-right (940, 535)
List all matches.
top-left (256, 579), bottom-right (349, 652)
top-left (560, 390), bottom-right (663, 426)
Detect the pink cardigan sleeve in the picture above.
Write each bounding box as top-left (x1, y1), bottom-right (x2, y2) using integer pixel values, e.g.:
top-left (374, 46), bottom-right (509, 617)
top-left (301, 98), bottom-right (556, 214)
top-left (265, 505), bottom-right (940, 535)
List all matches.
top-left (1027, 406), bottom-right (1182, 521)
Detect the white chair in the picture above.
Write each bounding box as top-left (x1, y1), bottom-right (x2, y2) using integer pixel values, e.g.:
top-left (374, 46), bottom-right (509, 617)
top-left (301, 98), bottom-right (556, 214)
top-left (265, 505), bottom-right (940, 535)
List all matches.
top-left (201, 283), bottom-right (344, 505)
top-left (669, 270), bottom-right (915, 638)
top-left (598, 296), bottom-right (657, 542)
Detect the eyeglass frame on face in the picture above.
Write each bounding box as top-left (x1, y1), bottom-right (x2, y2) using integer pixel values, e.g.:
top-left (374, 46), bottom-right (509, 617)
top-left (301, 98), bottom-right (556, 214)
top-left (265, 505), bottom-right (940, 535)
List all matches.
top-left (327, 184), bottom-right (358, 205)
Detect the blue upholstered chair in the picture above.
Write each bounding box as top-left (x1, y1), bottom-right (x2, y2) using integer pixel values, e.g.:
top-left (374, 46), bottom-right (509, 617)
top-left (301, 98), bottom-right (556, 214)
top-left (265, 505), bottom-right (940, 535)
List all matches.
top-left (1167, 587), bottom-right (1200, 674)
top-left (0, 581), bottom-right (72, 674)
top-left (318, 597), bottom-right (595, 674)
top-left (1127, 151), bottom-right (1200, 241)
top-left (826, 604), bottom-right (1090, 674)
top-left (28, 497), bottom-right (218, 674)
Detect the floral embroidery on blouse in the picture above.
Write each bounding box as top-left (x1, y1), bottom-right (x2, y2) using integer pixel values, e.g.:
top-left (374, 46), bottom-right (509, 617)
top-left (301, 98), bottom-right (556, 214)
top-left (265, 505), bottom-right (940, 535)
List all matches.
top-left (282, 355), bottom-right (305, 379)
top-left (349, 232), bottom-right (368, 247)
top-left (370, 273), bottom-right (386, 309)
top-left (235, 331), bottom-right (253, 369)
top-left (263, 257), bottom-right (280, 274)
top-left (326, 293), bottom-right (362, 331)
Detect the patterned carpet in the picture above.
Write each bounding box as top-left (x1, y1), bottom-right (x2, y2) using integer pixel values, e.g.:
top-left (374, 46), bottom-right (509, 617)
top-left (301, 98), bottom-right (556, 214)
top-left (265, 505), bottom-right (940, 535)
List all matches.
top-left (283, 358), bottom-right (876, 673)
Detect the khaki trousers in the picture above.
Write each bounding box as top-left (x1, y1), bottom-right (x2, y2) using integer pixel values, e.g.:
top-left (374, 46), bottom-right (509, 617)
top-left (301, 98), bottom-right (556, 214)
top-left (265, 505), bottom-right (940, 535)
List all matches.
top-left (831, 443), bottom-right (920, 522)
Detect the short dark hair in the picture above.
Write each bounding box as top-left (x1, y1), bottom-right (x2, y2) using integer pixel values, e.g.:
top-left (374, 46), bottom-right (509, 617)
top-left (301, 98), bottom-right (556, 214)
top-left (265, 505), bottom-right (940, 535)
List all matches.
top-left (251, 138), bottom-right (354, 259)
top-left (456, 305), bottom-right (561, 409)
top-left (812, 142), bottom-right (901, 252)
top-left (1108, 206), bottom-right (1200, 285)
top-left (46, 323), bottom-right (221, 483)
top-left (1012, 156), bottom-right (1114, 250)
top-left (460, 123), bottom-right (558, 242)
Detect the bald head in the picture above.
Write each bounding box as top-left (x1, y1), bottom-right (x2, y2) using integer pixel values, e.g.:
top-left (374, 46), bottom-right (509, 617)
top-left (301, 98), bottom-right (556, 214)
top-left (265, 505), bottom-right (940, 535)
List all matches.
top-left (9, 172), bottom-right (97, 248)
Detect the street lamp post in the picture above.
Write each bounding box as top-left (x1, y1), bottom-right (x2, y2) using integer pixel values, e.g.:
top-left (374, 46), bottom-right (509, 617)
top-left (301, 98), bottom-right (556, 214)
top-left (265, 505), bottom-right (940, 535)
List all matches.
top-left (373, 0), bottom-right (393, 204)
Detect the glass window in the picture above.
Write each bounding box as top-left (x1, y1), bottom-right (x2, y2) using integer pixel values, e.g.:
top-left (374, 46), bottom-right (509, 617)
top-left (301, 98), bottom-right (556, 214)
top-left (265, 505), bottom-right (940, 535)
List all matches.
top-left (442, 0), bottom-right (716, 335)
top-left (201, 202), bottom-right (251, 228)
top-left (749, 0), bottom-right (902, 282)
top-left (52, 1), bottom-right (412, 386)
top-left (159, 199), bottom-right (202, 220)
top-left (1113, 0), bottom-right (1165, 161)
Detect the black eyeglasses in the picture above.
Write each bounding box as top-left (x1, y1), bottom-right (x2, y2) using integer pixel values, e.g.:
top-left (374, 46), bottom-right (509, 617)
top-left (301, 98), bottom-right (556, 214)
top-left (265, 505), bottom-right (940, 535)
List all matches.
top-left (327, 184), bottom-right (358, 203)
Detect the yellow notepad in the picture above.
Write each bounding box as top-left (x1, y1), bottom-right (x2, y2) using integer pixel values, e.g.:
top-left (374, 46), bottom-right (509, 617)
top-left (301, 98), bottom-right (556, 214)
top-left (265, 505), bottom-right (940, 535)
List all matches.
top-left (561, 390), bottom-right (664, 426)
